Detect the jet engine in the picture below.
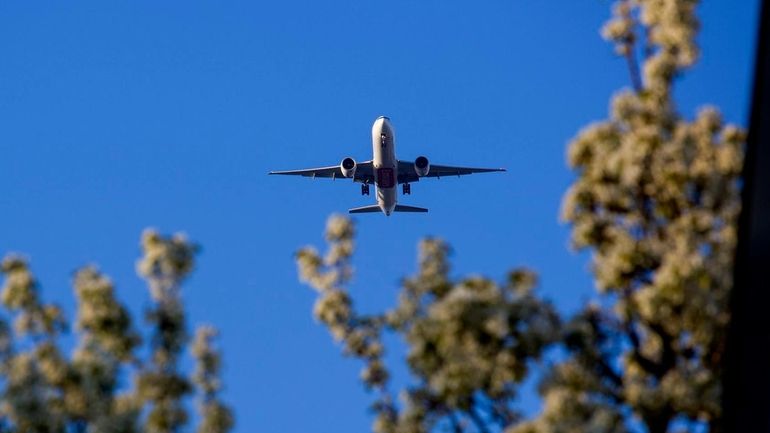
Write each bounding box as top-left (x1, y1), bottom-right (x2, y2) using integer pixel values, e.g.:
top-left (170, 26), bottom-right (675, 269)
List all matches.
top-left (340, 157), bottom-right (357, 178)
top-left (414, 156), bottom-right (430, 177)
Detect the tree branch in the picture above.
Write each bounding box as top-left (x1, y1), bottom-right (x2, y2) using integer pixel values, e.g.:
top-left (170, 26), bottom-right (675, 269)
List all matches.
top-left (625, 45), bottom-right (643, 93)
top-left (467, 408), bottom-right (490, 433)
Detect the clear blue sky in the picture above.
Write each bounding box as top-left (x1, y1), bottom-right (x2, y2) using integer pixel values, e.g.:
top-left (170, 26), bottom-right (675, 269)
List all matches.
top-left (0, 1), bottom-right (759, 432)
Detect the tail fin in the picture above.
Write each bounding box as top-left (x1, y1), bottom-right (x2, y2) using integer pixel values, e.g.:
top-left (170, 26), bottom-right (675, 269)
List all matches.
top-left (394, 204), bottom-right (428, 213)
top-left (348, 205), bottom-right (382, 214)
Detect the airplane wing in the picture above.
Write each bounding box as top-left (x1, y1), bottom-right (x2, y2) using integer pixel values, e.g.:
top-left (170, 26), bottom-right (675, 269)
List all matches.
top-left (269, 160), bottom-right (375, 183)
top-left (396, 160), bottom-right (505, 184)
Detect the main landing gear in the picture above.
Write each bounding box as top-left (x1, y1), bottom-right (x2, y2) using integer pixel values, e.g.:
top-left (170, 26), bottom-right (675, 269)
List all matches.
top-left (402, 183), bottom-right (411, 195)
top-left (361, 184), bottom-right (370, 196)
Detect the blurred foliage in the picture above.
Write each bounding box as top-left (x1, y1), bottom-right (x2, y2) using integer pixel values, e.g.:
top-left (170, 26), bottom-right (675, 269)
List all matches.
top-left (0, 230), bottom-right (233, 433)
top-left (297, 1), bottom-right (745, 432)
top-left (298, 216), bottom-right (559, 433)
top-left (528, 0), bottom-right (743, 432)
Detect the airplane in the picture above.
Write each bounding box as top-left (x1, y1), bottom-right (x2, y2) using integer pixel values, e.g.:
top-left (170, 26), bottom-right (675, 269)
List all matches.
top-left (269, 116), bottom-right (505, 216)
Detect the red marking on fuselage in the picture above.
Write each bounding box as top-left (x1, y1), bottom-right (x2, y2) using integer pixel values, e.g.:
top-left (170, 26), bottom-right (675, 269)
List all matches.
top-left (377, 168), bottom-right (395, 188)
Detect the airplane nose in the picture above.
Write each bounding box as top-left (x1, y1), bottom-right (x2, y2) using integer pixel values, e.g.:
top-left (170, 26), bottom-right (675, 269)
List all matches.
top-left (373, 116), bottom-right (393, 136)
top-left (378, 117), bottom-right (392, 132)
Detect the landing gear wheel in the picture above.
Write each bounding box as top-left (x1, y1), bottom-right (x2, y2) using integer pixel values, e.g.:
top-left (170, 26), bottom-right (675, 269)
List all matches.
top-left (402, 183), bottom-right (411, 195)
top-left (361, 184), bottom-right (370, 196)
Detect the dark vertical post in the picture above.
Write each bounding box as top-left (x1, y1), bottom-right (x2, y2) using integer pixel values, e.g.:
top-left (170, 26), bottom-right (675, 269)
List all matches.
top-left (722, 0), bottom-right (770, 431)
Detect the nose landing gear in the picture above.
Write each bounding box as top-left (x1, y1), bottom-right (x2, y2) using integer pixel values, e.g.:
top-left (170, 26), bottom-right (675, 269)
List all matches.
top-left (361, 184), bottom-right (370, 196)
top-left (402, 183), bottom-right (411, 195)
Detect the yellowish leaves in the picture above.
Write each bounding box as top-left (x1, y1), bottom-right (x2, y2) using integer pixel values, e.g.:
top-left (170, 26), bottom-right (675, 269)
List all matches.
top-left (298, 217), bottom-right (559, 432)
top-left (361, 359), bottom-right (389, 388)
top-left (137, 371), bottom-right (191, 402)
top-left (602, 0), bottom-right (636, 55)
top-left (0, 230), bottom-right (231, 433)
top-left (297, 215), bottom-right (387, 392)
top-left (192, 326), bottom-right (223, 395)
top-left (1, 255), bottom-right (66, 338)
top-left (137, 228), bottom-right (197, 302)
top-left (641, 0), bottom-right (699, 65)
top-left (196, 401), bottom-right (235, 433)
top-left (192, 326), bottom-right (234, 433)
top-left (74, 266), bottom-right (139, 361)
top-left (553, 0), bottom-right (745, 431)
top-left (0, 255), bottom-right (37, 310)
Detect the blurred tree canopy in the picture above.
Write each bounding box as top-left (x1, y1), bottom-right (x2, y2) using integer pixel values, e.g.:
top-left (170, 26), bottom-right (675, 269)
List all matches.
top-left (298, 218), bottom-right (559, 433)
top-left (0, 230), bottom-right (233, 433)
top-left (296, 1), bottom-right (745, 432)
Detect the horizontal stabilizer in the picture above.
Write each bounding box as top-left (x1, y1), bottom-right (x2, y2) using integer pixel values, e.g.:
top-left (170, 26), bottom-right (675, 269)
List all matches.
top-left (394, 204), bottom-right (428, 213)
top-left (348, 205), bottom-right (382, 214)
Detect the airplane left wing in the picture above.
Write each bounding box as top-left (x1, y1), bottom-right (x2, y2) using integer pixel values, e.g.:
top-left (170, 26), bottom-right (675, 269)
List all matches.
top-left (396, 160), bottom-right (505, 184)
top-left (269, 160), bottom-right (375, 183)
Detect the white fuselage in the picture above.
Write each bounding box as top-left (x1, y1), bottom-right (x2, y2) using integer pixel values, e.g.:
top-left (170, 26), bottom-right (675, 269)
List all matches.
top-left (371, 116), bottom-right (398, 215)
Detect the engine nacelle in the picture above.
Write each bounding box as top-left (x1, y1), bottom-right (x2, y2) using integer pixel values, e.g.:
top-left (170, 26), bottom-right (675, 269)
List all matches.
top-left (340, 157), bottom-right (357, 178)
top-left (414, 156), bottom-right (430, 177)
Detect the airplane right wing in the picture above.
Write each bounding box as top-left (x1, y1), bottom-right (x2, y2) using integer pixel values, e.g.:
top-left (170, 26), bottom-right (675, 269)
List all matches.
top-left (269, 160), bottom-right (375, 183)
top-left (396, 160), bottom-right (505, 184)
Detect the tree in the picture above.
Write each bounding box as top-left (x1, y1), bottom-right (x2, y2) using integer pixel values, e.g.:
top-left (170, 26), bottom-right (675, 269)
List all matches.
top-left (297, 217), bottom-right (559, 433)
top-left (0, 229), bottom-right (233, 433)
top-left (296, 1), bottom-right (745, 432)
top-left (523, 0), bottom-right (744, 431)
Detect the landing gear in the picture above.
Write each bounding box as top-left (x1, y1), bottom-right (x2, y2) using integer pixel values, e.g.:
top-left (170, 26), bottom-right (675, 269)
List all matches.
top-left (402, 183), bottom-right (411, 195)
top-left (381, 134), bottom-right (387, 148)
top-left (361, 184), bottom-right (370, 196)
